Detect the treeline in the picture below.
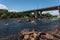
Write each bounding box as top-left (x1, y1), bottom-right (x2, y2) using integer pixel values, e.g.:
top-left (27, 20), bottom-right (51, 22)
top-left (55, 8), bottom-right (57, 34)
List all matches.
top-left (42, 13), bottom-right (57, 19)
top-left (0, 10), bottom-right (57, 19)
top-left (0, 10), bottom-right (37, 19)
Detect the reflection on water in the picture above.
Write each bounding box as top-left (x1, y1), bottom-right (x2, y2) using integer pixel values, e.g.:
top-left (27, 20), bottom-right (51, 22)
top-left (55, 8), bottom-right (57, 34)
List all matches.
top-left (0, 18), bottom-right (59, 38)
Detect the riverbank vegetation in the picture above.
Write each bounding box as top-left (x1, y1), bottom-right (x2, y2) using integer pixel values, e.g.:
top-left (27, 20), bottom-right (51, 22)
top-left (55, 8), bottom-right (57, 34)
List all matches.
top-left (42, 13), bottom-right (57, 19)
top-left (0, 10), bottom-right (57, 19)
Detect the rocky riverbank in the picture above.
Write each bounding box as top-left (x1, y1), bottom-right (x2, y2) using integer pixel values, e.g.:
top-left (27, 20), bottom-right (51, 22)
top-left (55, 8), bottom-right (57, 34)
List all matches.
top-left (0, 29), bottom-right (60, 40)
top-left (18, 29), bottom-right (60, 40)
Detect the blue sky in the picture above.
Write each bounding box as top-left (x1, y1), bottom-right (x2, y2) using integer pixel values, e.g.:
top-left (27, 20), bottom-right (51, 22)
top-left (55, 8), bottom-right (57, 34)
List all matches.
top-left (0, 0), bottom-right (60, 15)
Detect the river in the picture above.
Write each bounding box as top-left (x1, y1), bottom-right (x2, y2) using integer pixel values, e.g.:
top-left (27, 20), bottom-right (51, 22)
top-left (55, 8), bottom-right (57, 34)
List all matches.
top-left (0, 18), bottom-right (59, 38)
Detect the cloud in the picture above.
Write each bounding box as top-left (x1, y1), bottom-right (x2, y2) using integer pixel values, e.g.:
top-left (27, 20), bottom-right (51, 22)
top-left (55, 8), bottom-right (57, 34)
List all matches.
top-left (42, 10), bottom-right (59, 15)
top-left (0, 4), bottom-right (8, 9)
top-left (9, 10), bottom-right (18, 12)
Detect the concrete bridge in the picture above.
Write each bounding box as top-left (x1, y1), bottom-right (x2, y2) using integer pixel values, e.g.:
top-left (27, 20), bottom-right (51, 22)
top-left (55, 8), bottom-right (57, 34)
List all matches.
top-left (21, 6), bottom-right (60, 18)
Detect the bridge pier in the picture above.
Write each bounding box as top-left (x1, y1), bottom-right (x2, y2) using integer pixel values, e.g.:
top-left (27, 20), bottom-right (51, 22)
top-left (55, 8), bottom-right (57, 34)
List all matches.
top-left (58, 6), bottom-right (60, 18)
top-left (40, 11), bottom-right (42, 19)
top-left (58, 10), bottom-right (60, 18)
top-left (34, 11), bottom-right (38, 19)
top-left (34, 11), bottom-right (42, 19)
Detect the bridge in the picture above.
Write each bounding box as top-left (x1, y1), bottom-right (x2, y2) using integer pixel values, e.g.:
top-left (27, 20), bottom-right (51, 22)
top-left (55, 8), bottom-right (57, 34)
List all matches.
top-left (21, 6), bottom-right (60, 18)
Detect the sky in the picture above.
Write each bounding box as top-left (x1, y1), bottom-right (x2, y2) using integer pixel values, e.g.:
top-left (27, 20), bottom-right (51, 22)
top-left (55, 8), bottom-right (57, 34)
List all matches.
top-left (0, 0), bottom-right (60, 15)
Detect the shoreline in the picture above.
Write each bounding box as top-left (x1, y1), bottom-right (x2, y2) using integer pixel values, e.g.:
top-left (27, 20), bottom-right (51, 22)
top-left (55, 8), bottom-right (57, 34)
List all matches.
top-left (0, 29), bottom-right (60, 40)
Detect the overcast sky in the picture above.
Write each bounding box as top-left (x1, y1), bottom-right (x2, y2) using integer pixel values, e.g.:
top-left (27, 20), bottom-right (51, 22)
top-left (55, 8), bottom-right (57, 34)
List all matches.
top-left (0, 0), bottom-right (60, 15)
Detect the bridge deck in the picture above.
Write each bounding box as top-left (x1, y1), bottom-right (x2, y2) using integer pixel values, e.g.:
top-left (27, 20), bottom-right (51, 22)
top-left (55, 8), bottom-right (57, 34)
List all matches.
top-left (21, 6), bottom-right (60, 13)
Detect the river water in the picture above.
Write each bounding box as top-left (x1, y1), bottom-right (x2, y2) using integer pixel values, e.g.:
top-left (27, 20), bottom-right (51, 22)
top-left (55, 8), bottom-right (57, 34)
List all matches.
top-left (0, 18), bottom-right (59, 38)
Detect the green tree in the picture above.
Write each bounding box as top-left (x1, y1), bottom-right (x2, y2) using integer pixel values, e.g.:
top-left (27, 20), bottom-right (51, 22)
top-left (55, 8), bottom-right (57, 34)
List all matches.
top-left (1, 13), bottom-right (7, 19)
top-left (42, 13), bottom-right (53, 18)
top-left (0, 9), bottom-right (8, 19)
